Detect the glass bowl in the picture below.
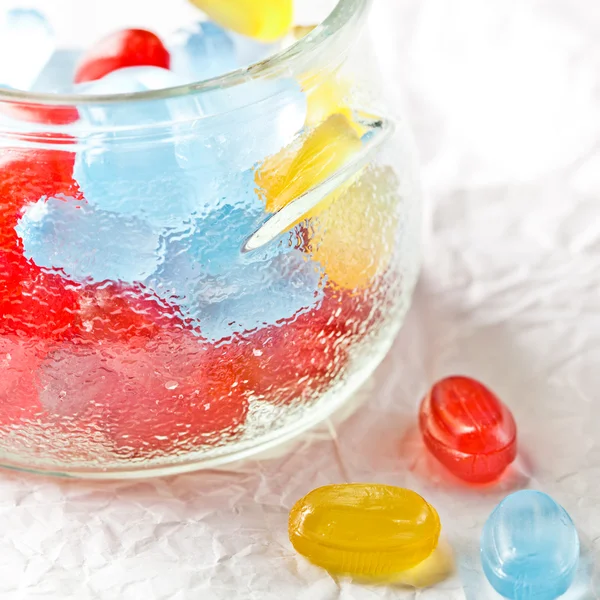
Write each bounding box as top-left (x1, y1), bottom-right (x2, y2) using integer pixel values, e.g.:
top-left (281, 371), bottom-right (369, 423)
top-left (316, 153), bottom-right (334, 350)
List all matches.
top-left (0, 0), bottom-right (421, 478)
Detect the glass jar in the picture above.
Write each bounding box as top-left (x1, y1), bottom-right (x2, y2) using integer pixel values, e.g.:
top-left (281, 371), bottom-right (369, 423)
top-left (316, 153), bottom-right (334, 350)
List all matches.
top-left (0, 0), bottom-right (421, 477)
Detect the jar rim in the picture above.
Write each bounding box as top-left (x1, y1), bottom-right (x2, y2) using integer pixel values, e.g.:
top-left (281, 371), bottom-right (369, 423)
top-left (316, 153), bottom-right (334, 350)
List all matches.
top-left (0, 0), bottom-right (369, 107)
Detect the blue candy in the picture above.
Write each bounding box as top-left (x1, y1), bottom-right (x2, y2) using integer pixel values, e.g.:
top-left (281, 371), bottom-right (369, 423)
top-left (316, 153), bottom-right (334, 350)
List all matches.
top-left (198, 77), bottom-right (307, 171)
top-left (146, 172), bottom-right (324, 341)
top-left (0, 9), bottom-right (55, 90)
top-left (32, 48), bottom-right (81, 93)
top-left (169, 21), bottom-right (237, 82)
top-left (73, 66), bottom-right (215, 229)
top-left (481, 490), bottom-right (579, 600)
top-left (16, 196), bottom-right (161, 284)
top-left (74, 66), bottom-right (198, 126)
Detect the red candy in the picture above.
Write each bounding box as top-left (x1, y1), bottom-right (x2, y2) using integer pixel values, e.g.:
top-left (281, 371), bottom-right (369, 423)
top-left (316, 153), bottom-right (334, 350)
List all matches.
top-left (39, 333), bottom-right (250, 456)
top-left (74, 29), bottom-right (171, 84)
top-left (0, 100), bottom-right (79, 125)
top-left (0, 146), bottom-right (80, 238)
top-left (0, 336), bottom-right (45, 428)
top-left (0, 148), bottom-right (82, 339)
top-left (243, 289), bottom-right (371, 405)
top-left (74, 281), bottom-right (183, 344)
top-left (419, 376), bottom-right (517, 483)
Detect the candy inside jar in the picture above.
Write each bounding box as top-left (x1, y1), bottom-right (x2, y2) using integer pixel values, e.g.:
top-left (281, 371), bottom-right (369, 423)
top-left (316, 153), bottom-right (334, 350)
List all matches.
top-left (0, 0), bottom-right (418, 475)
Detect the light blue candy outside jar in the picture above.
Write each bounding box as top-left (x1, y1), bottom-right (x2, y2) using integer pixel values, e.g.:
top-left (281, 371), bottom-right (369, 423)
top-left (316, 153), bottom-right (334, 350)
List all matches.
top-left (481, 490), bottom-right (580, 600)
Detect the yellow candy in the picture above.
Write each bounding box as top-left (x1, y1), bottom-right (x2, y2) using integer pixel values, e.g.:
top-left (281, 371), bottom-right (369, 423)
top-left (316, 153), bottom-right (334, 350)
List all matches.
top-left (188, 0), bottom-right (293, 42)
top-left (304, 77), bottom-right (362, 135)
top-left (289, 484), bottom-right (441, 577)
top-left (310, 166), bottom-right (400, 290)
top-left (255, 113), bottom-right (362, 218)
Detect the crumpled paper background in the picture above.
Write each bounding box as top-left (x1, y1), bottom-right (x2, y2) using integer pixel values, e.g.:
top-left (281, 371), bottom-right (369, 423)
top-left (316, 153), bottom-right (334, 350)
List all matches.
top-left (2, 0), bottom-right (600, 597)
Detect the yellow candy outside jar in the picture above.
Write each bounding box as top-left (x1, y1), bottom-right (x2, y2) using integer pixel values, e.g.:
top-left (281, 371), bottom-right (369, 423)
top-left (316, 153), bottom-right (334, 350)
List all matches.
top-left (289, 484), bottom-right (441, 577)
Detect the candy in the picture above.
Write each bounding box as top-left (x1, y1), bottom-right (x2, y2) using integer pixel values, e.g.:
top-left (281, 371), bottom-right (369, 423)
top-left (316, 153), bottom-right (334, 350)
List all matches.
top-left (188, 0), bottom-right (292, 42)
top-left (74, 66), bottom-right (209, 230)
top-left (169, 21), bottom-right (237, 82)
top-left (0, 336), bottom-right (45, 428)
top-left (303, 76), bottom-right (362, 135)
top-left (481, 490), bottom-right (579, 600)
top-left (74, 282), bottom-right (180, 343)
top-left (310, 166), bottom-right (400, 290)
top-left (74, 29), bottom-right (170, 84)
top-left (0, 250), bottom-right (79, 340)
top-left (147, 177), bottom-right (324, 341)
top-left (0, 91), bottom-right (79, 125)
top-left (244, 289), bottom-right (371, 405)
top-left (0, 148), bottom-right (82, 339)
top-left (38, 332), bottom-right (250, 455)
top-left (0, 9), bottom-right (55, 90)
top-left (419, 375), bottom-right (517, 483)
top-left (32, 48), bottom-right (81, 93)
top-left (199, 77), bottom-right (306, 171)
top-left (256, 113), bottom-right (362, 219)
top-left (289, 484), bottom-right (441, 577)
top-left (17, 195), bottom-right (162, 285)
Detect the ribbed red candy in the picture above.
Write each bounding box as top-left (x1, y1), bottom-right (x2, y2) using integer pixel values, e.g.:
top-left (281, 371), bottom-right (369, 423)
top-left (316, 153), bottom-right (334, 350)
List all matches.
top-left (419, 375), bottom-right (517, 483)
top-left (74, 29), bottom-right (171, 84)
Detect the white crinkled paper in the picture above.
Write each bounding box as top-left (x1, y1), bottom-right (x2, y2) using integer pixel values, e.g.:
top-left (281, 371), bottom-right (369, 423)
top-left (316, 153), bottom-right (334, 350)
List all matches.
top-left (2, 0), bottom-right (600, 597)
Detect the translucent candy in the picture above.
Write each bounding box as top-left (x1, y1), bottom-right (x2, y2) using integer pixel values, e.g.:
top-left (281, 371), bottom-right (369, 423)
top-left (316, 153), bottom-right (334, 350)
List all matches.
top-left (419, 376), bottom-right (517, 483)
top-left (16, 196), bottom-right (162, 285)
top-left (74, 281), bottom-right (180, 343)
top-left (310, 167), bottom-right (400, 290)
top-left (74, 28), bottom-right (170, 84)
top-left (188, 0), bottom-right (292, 42)
top-left (0, 9), bottom-right (55, 90)
top-left (0, 83), bottom-right (79, 125)
top-left (147, 175), bottom-right (324, 341)
top-left (481, 490), bottom-right (579, 600)
top-left (32, 48), bottom-right (81, 93)
top-left (256, 113), bottom-right (362, 221)
top-left (244, 289), bottom-right (371, 405)
top-left (199, 77), bottom-right (307, 171)
top-left (169, 21), bottom-right (237, 82)
top-left (289, 484), bottom-right (441, 577)
top-left (74, 66), bottom-right (192, 124)
top-left (74, 67), bottom-right (210, 230)
top-left (0, 148), bottom-right (81, 340)
top-left (38, 332), bottom-right (250, 456)
top-left (0, 336), bottom-right (44, 428)
top-left (303, 76), bottom-right (363, 135)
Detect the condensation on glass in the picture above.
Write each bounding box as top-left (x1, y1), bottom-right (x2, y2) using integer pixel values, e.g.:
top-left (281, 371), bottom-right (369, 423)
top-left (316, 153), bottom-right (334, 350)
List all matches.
top-left (0, 0), bottom-right (421, 477)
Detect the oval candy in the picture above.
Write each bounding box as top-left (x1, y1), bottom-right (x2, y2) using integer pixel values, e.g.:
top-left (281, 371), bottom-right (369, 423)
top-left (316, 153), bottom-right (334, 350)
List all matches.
top-left (288, 484), bottom-right (441, 577)
top-left (74, 29), bottom-right (170, 84)
top-left (481, 490), bottom-right (579, 600)
top-left (188, 0), bottom-right (292, 42)
top-left (419, 375), bottom-right (517, 483)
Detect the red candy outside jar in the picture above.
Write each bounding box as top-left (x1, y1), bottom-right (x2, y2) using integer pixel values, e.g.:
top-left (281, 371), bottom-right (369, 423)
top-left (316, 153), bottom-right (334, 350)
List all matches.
top-left (419, 376), bottom-right (517, 483)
